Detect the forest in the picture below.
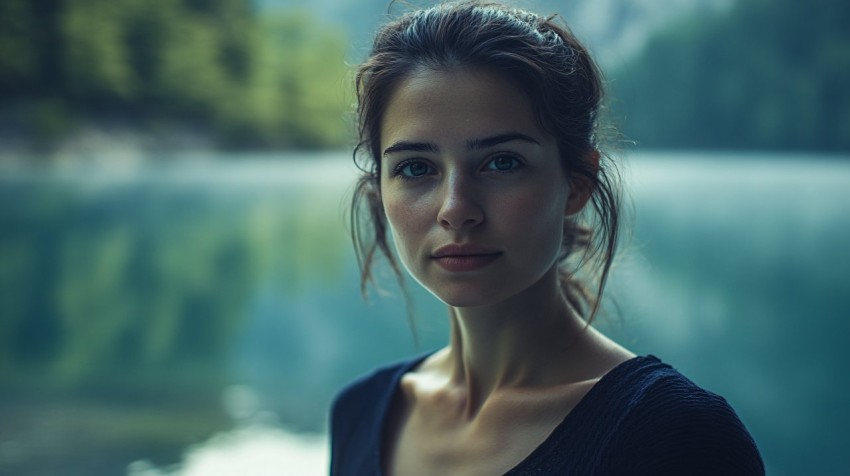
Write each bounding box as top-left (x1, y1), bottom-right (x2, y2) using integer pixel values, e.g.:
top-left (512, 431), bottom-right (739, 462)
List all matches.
top-left (611, 0), bottom-right (850, 151)
top-left (0, 0), bottom-right (847, 151)
top-left (0, 0), bottom-right (350, 151)
top-left (0, 0), bottom-right (850, 151)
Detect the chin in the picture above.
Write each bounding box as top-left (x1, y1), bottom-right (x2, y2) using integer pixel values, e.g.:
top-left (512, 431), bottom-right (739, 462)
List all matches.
top-left (426, 285), bottom-right (508, 309)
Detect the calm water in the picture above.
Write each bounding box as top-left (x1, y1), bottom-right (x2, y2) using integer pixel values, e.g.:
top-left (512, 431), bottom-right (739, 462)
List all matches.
top-left (0, 151), bottom-right (848, 475)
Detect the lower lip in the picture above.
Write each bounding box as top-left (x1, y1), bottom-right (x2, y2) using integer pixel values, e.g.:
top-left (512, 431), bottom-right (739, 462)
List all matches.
top-left (433, 254), bottom-right (501, 272)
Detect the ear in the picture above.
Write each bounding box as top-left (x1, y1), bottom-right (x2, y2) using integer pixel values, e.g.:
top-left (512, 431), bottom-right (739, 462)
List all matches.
top-left (565, 149), bottom-right (599, 216)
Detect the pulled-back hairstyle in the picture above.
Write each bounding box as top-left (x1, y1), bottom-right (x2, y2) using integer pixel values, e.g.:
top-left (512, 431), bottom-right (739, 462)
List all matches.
top-left (351, 1), bottom-right (621, 323)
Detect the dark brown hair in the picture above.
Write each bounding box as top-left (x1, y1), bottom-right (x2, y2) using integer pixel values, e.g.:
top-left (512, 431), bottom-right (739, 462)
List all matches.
top-left (350, 1), bottom-right (621, 323)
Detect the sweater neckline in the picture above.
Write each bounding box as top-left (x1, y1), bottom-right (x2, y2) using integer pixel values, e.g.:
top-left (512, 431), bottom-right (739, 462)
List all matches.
top-left (374, 352), bottom-right (660, 475)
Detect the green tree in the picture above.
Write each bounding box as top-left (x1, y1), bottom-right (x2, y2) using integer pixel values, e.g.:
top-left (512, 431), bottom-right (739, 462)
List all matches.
top-left (0, 0), bottom-right (351, 151)
top-left (611, 0), bottom-right (850, 151)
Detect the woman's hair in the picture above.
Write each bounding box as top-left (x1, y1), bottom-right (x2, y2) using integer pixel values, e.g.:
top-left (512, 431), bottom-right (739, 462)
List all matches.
top-left (351, 1), bottom-right (621, 323)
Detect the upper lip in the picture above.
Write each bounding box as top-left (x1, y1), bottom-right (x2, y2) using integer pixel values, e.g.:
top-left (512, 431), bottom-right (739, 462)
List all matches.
top-left (432, 243), bottom-right (501, 258)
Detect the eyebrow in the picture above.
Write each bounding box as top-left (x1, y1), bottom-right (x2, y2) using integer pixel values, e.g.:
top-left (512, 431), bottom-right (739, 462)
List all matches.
top-left (382, 141), bottom-right (439, 157)
top-left (382, 132), bottom-right (540, 157)
top-left (466, 132), bottom-right (540, 150)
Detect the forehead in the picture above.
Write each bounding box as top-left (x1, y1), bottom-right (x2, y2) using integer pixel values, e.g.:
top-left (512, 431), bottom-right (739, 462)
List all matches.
top-left (379, 67), bottom-right (546, 150)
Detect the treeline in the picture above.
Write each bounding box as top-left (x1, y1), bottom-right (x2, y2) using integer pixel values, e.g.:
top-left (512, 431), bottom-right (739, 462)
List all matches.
top-left (0, 0), bottom-right (350, 150)
top-left (611, 0), bottom-right (850, 151)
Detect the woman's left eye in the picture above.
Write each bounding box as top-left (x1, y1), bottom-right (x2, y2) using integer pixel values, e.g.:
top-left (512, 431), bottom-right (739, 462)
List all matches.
top-left (484, 155), bottom-right (523, 172)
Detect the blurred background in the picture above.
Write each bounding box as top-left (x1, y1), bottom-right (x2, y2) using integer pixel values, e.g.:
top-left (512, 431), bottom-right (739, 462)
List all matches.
top-left (0, 0), bottom-right (848, 474)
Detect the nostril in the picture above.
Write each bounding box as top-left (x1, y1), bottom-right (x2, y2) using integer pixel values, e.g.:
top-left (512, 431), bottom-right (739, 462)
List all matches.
top-left (437, 195), bottom-right (484, 230)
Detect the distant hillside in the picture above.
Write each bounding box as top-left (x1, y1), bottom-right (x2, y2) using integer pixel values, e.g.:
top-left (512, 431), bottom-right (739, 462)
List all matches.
top-left (255, 0), bottom-right (730, 67)
top-left (6, 0), bottom-right (842, 153)
top-left (610, 0), bottom-right (850, 151)
top-left (255, 0), bottom-right (850, 152)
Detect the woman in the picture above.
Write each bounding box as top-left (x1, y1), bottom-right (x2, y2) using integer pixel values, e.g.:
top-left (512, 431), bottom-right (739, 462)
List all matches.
top-left (330, 2), bottom-right (764, 475)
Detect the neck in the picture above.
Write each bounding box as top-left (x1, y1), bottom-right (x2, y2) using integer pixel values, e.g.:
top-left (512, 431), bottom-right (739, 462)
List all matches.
top-left (443, 267), bottom-right (589, 416)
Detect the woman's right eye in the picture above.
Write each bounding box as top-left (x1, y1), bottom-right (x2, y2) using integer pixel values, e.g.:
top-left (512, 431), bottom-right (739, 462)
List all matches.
top-left (395, 160), bottom-right (434, 179)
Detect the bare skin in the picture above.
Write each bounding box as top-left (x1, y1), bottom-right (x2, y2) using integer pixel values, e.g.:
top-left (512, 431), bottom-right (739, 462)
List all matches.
top-left (382, 273), bottom-right (634, 476)
top-left (378, 67), bottom-right (635, 475)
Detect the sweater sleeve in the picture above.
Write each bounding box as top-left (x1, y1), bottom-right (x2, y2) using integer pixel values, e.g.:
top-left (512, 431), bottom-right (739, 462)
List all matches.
top-left (613, 373), bottom-right (765, 476)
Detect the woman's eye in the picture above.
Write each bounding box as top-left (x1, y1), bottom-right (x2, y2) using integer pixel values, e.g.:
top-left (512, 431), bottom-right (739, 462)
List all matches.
top-left (485, 155), bottom-right (522, 172)
top-left (397, 161), bottom-right (434, 178)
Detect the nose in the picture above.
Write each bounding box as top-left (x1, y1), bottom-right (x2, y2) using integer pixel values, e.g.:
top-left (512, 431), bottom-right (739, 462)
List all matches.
top-left (436, 174), bottom-right (484, 230)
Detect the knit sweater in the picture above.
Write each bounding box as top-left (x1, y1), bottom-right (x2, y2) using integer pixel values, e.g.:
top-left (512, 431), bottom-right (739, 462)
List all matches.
top-left (330, 353), bottom-right (764, 475)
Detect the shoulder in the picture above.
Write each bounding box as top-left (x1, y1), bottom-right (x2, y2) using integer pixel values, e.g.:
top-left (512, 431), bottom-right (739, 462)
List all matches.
top-left (329, 353), bottom-right (433, 475)
top-left (330, 352), bottom-right (432, 440)
top-left (331, 358), bottom-right (408, 428)
top-left (609, 356), bottom-right (765, 475)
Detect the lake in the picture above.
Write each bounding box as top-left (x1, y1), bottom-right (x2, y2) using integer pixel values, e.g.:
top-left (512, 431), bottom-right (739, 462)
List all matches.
top-left (0, 150), bottom-right (848, 475)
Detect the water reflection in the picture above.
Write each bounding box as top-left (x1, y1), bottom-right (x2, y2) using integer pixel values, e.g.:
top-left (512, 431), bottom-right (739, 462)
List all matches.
top-left (127, 385), bottom-right (327, 475)
top-left (0, 154), bottom-right (351, 476)
top-left (128, 426), bottom-right (327, 476)
top-left (1, 152), bottom-right (848, 476)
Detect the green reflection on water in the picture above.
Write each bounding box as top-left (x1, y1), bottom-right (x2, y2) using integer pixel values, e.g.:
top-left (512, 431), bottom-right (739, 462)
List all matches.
top-left (1, 152), bottom-right (849, 475)
top-left (0, 156), bottom-right (354, 475)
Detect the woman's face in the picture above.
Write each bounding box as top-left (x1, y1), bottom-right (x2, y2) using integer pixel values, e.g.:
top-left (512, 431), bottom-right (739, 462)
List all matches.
top-left (379, 67), bottom-right (574, 307)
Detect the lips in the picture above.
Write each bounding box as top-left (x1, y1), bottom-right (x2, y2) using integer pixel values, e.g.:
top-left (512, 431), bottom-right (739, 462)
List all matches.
top-left (431, 243), bottom-right (502, 271)
top-left (432, 243), bottom-right (501, 257)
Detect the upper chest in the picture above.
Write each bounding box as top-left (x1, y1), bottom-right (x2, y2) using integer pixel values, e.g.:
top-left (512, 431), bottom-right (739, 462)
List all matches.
top-left (381, 378), bottom-right (598, 476)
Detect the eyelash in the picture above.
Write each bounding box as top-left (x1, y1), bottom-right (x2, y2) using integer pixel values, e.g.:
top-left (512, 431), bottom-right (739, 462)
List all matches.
top-left (483, 154), bottom-right (524, 172)
top-left (392, 159), bottom-right (435, 181)
top-left (391, 154), bottom-right (525, 181)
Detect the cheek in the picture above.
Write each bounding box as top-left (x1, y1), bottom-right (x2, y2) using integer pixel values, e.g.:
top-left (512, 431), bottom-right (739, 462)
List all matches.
top-left (383, 196), bottom-right (416, 234)
top-left (502, 182), bottom-right (569, 249)
top-left (382, 191), bottom-right (431, 253)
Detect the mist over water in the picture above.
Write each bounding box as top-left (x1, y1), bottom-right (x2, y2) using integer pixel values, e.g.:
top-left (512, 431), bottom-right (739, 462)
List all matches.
top-left (1, 151), bottom-right (847, 475)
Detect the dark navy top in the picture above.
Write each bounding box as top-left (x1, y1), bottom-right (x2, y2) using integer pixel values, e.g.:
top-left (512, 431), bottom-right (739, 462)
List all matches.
top-left (330, 353), bottom-right (764, 475)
